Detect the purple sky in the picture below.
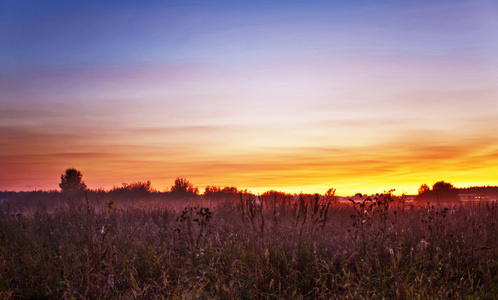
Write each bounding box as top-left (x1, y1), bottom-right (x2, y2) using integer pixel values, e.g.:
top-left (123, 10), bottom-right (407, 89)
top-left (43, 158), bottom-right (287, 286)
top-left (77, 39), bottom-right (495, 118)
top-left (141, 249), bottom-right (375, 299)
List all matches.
top-left (1, 0), bottom-right (498, 194)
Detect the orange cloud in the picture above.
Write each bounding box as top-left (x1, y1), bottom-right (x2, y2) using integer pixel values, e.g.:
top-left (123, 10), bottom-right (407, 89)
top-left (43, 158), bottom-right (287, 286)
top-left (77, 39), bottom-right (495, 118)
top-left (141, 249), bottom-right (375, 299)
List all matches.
top-left (2, 119), bottom-right (498, 195)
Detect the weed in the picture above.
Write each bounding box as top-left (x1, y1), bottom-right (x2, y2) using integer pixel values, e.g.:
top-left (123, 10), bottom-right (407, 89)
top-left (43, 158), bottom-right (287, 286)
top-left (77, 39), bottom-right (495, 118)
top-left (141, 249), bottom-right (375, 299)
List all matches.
top-left (0, 194), bottom-right (496, 298)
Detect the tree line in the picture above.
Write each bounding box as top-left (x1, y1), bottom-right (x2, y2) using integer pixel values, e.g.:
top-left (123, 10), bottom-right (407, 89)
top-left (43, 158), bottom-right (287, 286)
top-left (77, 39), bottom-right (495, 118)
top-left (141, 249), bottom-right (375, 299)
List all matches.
top-left (58, 168), bottom-right (253, 200)
top-left (53, 168), bottom-right (498, 202)
top-left (3, 168), bottom-right (496, 205)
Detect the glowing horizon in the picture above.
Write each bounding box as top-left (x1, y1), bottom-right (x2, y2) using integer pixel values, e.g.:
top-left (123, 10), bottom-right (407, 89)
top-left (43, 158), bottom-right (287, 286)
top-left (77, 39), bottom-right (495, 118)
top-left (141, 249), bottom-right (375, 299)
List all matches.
top-left (1, 1), bottom-right (498, 196)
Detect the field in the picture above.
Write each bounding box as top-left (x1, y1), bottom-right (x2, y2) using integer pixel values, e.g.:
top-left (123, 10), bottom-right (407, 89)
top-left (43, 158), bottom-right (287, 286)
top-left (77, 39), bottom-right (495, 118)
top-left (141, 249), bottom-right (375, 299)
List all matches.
top-left (0, 193), bottom-right (497, 299)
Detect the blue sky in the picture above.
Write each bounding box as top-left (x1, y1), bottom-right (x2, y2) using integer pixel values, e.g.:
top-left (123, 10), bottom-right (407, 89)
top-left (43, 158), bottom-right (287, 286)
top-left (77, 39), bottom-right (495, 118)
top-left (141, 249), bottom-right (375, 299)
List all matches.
top-left (1, 0), bottom-right (498, 194)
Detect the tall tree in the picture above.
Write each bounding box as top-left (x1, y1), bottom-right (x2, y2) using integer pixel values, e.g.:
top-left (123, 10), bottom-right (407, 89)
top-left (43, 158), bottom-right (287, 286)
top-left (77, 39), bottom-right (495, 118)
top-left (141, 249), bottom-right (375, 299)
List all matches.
top-left (59, 168), bottom-right (87, 195)
top-left (170, 177), bottom-right (199, 196)
top-left (432, 181), bottom-right (460, 202)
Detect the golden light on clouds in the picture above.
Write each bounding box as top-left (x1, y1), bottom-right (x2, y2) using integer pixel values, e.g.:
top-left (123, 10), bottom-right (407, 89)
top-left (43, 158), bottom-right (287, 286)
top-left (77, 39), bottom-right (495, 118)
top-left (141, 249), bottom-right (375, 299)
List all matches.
top-left (2, 117), bottom-right (498, 195)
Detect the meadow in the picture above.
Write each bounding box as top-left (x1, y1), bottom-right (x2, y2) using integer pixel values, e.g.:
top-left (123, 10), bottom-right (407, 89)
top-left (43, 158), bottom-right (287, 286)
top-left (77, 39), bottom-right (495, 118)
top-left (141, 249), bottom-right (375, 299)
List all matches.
top-left (0, 193), bottom-right (497, 299)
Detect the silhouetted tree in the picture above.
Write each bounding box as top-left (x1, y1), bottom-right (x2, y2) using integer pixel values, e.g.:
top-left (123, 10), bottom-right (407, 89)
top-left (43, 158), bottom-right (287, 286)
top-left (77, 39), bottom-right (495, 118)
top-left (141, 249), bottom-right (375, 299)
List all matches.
top-left (110, 181), bottom-right (154, 200)
top-left (418, 184), bottom-right (430, 194)
top-left (170, 177), bottom-right (199, 197)
top-left (432, 181), bottom-right (460, 202)
top-left (125, 180), bottom-right (153, 194)
top-left (59, 168), bottom-right (87, 196)
top-left (416, 181), bottom-right (460, 203)
top-left (261, 190), bottom-right (291, 199)
top-left (432, 181), bottom-right (454, 191)
top-left (204, 185), bottom-right (219, 195)
top-left (204, 185), bottom-right (239, 201)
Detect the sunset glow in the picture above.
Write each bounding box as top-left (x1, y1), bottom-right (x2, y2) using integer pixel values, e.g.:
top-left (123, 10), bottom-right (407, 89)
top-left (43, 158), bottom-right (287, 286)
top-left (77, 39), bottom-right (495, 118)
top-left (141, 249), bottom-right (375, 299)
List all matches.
top-left (1, 1), bottom-right (498, 195)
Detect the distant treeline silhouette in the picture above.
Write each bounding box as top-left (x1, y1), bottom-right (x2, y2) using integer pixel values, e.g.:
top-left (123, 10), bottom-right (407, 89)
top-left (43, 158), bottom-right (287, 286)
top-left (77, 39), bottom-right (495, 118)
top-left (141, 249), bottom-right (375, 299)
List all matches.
top-left (1, 168), bottom-right (497, 210)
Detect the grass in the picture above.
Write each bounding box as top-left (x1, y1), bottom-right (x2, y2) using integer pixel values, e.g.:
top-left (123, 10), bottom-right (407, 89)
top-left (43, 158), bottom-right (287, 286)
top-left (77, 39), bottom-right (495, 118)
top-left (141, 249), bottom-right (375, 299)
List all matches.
top-left (0, 193), bottom-right (497, 299)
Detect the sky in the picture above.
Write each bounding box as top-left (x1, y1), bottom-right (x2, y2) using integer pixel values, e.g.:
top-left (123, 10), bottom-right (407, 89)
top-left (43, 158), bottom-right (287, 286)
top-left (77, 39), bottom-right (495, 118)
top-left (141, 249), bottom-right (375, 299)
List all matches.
top-left (1, 0), bottom-right (498, 195)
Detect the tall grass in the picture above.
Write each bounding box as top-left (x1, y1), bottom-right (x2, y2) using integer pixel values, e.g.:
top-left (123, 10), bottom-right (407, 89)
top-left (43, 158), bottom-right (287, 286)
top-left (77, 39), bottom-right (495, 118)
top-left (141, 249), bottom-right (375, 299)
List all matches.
top-left (0, 194), bottom-right (496, 299)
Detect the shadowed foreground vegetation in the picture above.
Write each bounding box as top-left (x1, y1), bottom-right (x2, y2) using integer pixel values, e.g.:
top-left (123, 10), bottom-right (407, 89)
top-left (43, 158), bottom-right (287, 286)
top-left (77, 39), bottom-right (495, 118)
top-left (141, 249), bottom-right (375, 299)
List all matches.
top-left (0, 193), bottom-right (497, 299)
